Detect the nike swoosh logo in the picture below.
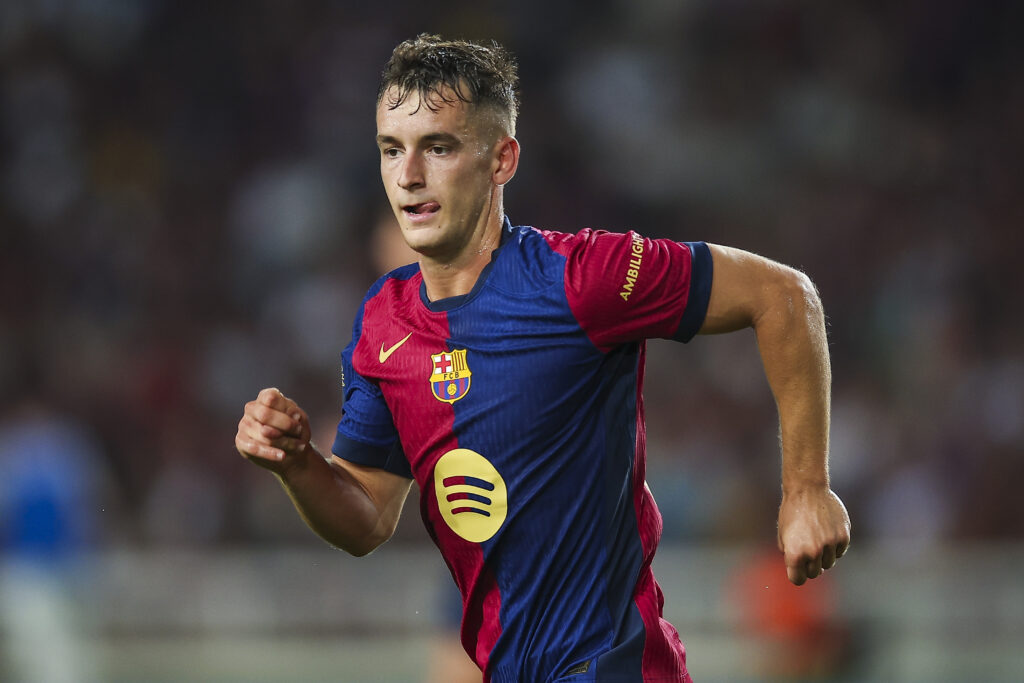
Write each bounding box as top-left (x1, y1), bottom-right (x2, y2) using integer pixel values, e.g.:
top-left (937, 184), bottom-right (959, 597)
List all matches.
top-left (379, 332), bottom-right (413, 363)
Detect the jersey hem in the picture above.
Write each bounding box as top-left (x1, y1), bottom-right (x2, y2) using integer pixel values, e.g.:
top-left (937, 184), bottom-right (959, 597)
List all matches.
top-left (673, 241), bottom-right (712, 342)
top-left (331, 430), bottom-right (412, 478)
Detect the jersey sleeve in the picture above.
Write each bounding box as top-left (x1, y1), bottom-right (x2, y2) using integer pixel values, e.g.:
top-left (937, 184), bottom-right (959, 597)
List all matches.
top-left (545, 229), bottom-right (713, 351)
top-left (332, 317), bottom-right (413, 479)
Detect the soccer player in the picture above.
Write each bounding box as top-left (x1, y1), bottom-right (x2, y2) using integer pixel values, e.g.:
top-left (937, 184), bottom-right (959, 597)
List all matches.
top-left (235, 34), bottom-right (850, 683)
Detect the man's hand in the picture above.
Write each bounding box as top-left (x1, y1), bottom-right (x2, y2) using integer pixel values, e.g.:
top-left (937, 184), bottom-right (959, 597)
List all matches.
top-left (777, 487), bottom-right (851, 585)
top-left (235, 387), bottom-right (312, 471)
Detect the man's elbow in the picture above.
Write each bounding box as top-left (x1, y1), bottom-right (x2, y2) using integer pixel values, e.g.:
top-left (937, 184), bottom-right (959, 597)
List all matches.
top-left (344, 542), bottom-right (380, 558)
top-left (335, 523), bottom-right (397, 558)
top-left (789, 268), bottom-right (824, 320)
top-left (759, 266), bottom-right (823, 327)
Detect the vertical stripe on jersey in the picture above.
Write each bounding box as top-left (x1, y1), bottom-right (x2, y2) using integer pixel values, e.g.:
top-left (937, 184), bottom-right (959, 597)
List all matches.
top-left (595, 343), bottom-right (648, 677)
top-left (443, 248), bottom-right (620, 682)
top-left (541, 228), bottom-right (691, 680)
top-left (359, 273), bottom-right (502, 676)
top-left (633, 343), bottom-right (690, 681)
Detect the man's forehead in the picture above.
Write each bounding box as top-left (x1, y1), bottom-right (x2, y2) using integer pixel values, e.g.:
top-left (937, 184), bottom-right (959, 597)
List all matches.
top-left (378, 84), bottom-right (470, 117)
top-left (376, 88), bottom-right (474, 134)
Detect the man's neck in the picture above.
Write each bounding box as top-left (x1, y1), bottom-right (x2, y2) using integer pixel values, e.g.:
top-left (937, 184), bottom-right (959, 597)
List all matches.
top-left (420, 211), bottom-right (504, 302)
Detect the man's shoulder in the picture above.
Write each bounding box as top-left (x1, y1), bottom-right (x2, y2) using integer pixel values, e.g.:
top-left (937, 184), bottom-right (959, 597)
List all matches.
top-left (496, 222), bottom-right (654, 300)
top-left (491, 223), bottom-right (571, 294)
top-left (508, 221), bottom-right (577, 247)
top-left (511, 222), bottom-right (633, 256)
top-left (501, 222), bottom-right (638, 276)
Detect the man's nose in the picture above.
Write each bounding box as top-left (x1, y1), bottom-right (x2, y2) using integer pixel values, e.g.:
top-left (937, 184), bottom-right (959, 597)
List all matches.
top-left (398, 153), bottom-right (425, 190)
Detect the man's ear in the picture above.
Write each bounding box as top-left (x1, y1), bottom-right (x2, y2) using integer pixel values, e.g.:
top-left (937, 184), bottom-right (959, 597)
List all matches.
top-left (493, 136), bottom-right (520, 186)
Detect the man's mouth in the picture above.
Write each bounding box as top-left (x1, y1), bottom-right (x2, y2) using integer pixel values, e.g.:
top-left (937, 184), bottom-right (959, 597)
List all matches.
top-left (403, 202), bottom-right (441, 216)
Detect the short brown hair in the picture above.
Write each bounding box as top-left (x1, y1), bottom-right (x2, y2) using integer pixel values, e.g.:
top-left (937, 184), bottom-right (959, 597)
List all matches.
top-left (377, 34), bottom-right (519, 134)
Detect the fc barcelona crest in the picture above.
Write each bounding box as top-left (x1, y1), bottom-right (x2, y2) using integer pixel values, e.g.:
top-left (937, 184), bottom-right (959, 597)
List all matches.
top-left (430, 349), bottom-right (472, 403)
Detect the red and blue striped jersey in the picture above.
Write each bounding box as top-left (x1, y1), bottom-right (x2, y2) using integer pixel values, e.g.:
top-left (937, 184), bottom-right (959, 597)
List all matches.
top-left (334, 217), bottom-right (712, 682)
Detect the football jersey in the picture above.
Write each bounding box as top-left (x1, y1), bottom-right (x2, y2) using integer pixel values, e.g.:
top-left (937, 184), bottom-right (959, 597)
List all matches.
top-left (334, 217), bottom-right (712, 683)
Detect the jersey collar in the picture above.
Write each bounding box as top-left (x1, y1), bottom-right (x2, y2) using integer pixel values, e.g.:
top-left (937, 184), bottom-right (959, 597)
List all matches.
top-left (420, 215), bottom-right (514, 313)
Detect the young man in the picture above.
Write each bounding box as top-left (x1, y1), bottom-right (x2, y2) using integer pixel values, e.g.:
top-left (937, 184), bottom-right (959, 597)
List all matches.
top-left (235, 35), bottom-right (850, 683)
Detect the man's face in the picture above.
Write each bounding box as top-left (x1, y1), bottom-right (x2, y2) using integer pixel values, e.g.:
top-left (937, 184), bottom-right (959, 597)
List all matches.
top-left (376, 86), bottom-right (500, 261)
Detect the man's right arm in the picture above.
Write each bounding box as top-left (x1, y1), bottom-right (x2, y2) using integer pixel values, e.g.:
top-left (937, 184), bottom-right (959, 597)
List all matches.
top-left (235, 388), bottom-right (412, 556)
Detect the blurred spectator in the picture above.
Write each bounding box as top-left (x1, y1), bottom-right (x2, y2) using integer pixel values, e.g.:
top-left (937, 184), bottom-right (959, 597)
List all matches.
top-left (726, 546), bottom-right (851, 680)
top-left (0, 390), bottom-right (111, 682)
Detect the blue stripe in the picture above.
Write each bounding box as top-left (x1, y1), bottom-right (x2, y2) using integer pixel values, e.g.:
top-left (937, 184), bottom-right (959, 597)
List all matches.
top-left (595, 343), bottom-right (647, 678)
top-left (441, 222), bottom-right (647, 680)
top-left (675, 241), bottom-right (713, 342)
top-left (451, 492), bottom-right (493, 505)
top-left (455, 507), bottom-right (491, 517)
top-left (461, 475), bottom-right (495, 491)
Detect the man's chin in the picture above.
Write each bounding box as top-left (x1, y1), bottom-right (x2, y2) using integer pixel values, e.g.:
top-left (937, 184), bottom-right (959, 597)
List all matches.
top-left (400, 231), bottom-right (443, 259)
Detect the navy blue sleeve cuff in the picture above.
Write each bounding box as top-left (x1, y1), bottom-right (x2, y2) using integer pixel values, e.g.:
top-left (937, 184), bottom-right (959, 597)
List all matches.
top-left (332, 430), bottom-right (413, 479)
top-left (674, 241), bottom-right (713, 343)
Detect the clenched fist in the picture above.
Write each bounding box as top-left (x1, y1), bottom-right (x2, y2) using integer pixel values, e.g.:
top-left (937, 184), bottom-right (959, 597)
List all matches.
top-left (777, 487), bottom-right (850, 585)
top-left (235, 388), bottom-right (312, 471)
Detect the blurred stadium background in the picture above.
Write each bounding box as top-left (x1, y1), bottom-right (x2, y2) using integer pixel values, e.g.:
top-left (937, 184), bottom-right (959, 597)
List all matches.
top-left (1, 1), bottom-right (1022, 681)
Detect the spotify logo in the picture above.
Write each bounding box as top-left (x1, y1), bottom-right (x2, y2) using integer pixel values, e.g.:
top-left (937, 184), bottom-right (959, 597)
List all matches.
top-left (433, 448), bottom-right (508, 543)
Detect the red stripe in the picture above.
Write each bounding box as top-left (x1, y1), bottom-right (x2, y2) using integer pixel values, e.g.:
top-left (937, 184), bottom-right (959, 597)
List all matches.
top-left (451, 506), bottom-right (488, 515)
top-left (631, 344), bottom-right (690, 679)
top-left (357, 274), bottom-right (503, 677)
top-left (471, 566), bottom-right (502, 682)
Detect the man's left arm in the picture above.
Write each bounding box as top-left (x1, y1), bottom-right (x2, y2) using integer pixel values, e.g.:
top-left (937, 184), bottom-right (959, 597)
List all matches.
top-left (699, 244), bottom-right (851, 585)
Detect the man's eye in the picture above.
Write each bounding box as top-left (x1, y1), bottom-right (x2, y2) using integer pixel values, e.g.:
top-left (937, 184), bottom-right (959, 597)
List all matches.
top-left (429, 146), bottom-right (448, 155)
top-left (383, 148), bottom-right (401, 158)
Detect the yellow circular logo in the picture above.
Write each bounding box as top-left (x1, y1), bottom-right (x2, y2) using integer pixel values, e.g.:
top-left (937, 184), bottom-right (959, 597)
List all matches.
top-left (433, 448), bottom-right (508, 543)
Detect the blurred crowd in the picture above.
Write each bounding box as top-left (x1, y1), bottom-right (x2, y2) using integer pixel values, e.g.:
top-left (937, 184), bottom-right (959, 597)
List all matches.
top-left (2, 0), bottom-right (1022, 563)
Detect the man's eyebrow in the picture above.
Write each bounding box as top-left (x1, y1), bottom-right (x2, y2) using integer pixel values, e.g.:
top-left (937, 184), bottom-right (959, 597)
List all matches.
top-left (420, 132), bottom-right (460, 146)
top-left (375, 132), bottom-right (461, 147)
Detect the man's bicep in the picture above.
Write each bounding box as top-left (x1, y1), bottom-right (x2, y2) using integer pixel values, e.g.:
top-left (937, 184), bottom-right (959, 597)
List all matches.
top-left (699, 244), bottom-right (796, 335)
